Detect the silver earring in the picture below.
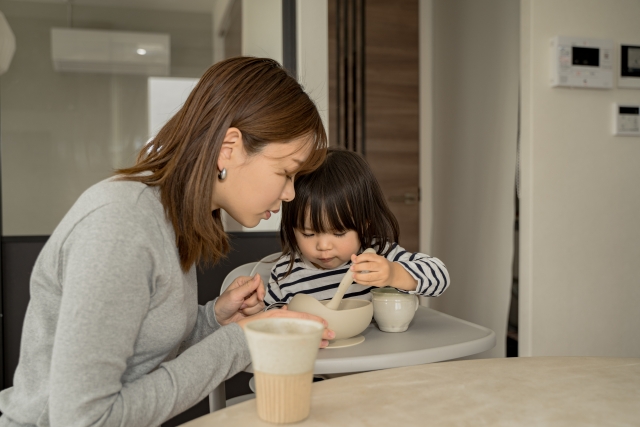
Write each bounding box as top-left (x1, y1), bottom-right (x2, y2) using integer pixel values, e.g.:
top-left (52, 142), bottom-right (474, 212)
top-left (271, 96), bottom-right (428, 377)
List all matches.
top-left (218, 168), bottom-right (227, 181)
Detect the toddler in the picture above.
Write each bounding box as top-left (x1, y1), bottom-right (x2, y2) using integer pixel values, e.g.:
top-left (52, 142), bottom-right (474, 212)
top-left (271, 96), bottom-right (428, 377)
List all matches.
top-left (264, 148), bottom-right (450, 307)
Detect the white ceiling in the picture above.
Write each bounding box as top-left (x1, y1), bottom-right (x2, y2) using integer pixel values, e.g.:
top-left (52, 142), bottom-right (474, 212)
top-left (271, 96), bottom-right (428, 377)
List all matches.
top-left (10, 0), bottom-right (216, 13)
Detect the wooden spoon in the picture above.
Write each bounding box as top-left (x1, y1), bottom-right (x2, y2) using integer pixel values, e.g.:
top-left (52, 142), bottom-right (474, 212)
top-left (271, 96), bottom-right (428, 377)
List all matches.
top-left (325, 248), bottom-right (377, 310)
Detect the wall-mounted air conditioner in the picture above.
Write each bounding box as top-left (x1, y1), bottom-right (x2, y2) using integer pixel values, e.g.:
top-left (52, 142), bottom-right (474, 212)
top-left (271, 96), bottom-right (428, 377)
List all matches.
top-left (51, 28), bottom-right (170, 76)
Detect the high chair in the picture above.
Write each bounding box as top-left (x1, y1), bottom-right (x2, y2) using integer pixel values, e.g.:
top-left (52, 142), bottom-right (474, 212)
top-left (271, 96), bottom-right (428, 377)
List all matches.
top-left (218, 252), bottom-right (282, 294)
top-left (209, 250), bottom-right (496, 413)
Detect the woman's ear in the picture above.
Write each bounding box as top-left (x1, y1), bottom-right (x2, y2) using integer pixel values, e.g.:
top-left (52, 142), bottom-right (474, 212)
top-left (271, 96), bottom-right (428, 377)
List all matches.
top-left (217, 127), bottom-right (243, 171)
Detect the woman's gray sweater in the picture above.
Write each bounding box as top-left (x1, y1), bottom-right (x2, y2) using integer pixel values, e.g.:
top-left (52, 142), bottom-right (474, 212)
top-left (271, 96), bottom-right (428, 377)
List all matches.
top-left (0, 178), bottom-right (251, 427)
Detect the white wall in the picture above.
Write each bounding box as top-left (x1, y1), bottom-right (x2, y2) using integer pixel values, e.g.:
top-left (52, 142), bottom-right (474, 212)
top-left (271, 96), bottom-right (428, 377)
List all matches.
top-left (233, 0), bottom-right (283, 232)
top-left (422, 0), bottom-right (520, 358)
top-left (520, 0), bottom-right (640, 357)
top-left (230, 0), bottom-right (328, 233)
top-left (419, 0), bottom-right (433, 257)
top-left (296, 0), bottom-right (329, 133)
top-left (212, 0), bottom-right (233, 63)
top-left (242, 0), bottom-right (282, 63)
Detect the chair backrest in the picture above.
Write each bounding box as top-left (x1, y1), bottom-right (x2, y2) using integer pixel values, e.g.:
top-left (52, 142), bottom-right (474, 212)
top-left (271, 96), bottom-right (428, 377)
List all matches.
top-left (250, 252), bottom-right (283, 288)
top-left (219, 262), bottom-right (259, 295)
top-left (218, 252), bottom-right (283, 296)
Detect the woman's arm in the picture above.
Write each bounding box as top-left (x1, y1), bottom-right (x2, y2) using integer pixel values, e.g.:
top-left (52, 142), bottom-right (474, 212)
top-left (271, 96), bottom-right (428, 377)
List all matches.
top-left (176, 298), bottom-right (220, 352)
top-left (49, 204), bottom-right (251, 427)
top-left (179, 273), bottom-right (268, 351)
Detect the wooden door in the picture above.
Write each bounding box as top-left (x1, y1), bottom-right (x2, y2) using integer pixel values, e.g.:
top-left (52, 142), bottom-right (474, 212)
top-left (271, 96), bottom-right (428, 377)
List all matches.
top-left (329, 0), bottom-right (420, 252)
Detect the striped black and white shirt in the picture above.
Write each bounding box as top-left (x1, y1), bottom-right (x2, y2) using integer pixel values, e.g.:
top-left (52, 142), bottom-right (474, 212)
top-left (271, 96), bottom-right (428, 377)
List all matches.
top-left (264, 243), bottom-right (450, 307)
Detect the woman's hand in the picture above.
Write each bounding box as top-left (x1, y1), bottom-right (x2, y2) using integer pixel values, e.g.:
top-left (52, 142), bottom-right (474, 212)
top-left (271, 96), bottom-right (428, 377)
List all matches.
top-left (215, 275), bottom-right (266, 326)
top-left (350, 253), bottom-right (418, 291)
top-left (214, 276), bottom-right (336, 347)
top-left (237, 306), bottom-right (336, 348)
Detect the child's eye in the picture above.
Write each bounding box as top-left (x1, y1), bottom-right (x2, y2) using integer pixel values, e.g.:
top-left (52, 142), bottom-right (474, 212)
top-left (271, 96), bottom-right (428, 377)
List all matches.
top-left (334, 232), bottom-right (347, 237)
top-left (301, 232), bottom-right (314, 238)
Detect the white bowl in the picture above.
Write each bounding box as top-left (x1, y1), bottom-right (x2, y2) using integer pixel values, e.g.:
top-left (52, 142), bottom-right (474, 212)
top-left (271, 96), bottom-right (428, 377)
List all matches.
top-left (288, 293), bottom-right (373, 340)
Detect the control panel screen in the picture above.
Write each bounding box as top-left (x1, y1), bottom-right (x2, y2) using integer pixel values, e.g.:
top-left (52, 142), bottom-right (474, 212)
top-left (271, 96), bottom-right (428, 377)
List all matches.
top-left (572, 47), bottom-right (599, 66)
top-left (619, 106), bottom-right (639, 115)
top-left (621, 45), bottom-right (640, 77)
top-left (627, 47), bottom-right (640, 71)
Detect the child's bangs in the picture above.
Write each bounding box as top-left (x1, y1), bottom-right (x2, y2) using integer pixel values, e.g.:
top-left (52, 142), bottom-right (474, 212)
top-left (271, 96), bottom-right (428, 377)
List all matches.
top-left (297, 194), bottom-right (355, 234)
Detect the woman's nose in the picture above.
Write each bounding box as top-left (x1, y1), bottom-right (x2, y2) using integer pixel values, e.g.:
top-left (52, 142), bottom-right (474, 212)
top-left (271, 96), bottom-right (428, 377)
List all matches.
top-left (281, 179), bottom-right (295, 202)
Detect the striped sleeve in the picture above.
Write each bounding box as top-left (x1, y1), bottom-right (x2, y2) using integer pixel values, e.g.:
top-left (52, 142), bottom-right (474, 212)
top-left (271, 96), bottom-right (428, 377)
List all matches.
top-left (384, 243), bottom-right (450, 297)
top-left (264, 257), bottom-right (290, 307)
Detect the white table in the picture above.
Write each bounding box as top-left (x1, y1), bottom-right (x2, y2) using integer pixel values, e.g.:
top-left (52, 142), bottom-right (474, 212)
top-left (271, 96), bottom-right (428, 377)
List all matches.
top-left (189, 357), bottom-right (640, 426)
top-left (210, 306), bottom-right (495, 410)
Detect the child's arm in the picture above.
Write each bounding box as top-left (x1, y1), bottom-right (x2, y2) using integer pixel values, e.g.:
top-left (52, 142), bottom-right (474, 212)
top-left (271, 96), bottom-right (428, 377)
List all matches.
top-left (350, 244), bottom-right (450, 296)
top-left (264, 268), bottom-right (286, 307)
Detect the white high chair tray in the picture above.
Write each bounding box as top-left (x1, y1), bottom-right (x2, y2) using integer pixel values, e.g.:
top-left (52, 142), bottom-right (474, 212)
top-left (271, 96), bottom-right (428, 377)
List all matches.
top-left (244, 306), bottom-right (495, 375)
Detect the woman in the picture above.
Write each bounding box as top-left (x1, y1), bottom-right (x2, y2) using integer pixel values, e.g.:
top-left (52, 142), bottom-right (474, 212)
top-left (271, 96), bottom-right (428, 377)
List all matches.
top-left (0, 57), bottom-right (332, 427)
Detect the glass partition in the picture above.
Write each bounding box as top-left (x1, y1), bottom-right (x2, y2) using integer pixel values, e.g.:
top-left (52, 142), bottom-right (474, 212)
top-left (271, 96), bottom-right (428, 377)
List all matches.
top-left (0, 0), bottom-right (285, 236)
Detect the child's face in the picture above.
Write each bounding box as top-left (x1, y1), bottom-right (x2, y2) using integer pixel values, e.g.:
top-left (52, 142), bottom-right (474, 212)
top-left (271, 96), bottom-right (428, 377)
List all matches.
top-left (294, 225), bottom-right (361, 270)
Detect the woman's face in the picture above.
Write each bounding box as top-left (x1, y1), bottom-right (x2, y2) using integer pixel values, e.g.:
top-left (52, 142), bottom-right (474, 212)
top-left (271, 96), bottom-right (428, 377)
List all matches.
top-left (213, 131), bottom-right (312, 228)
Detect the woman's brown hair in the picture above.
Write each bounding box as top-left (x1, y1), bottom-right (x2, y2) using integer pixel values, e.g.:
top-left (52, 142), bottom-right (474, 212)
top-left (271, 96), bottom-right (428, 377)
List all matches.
top-left (279, 147), bottom-right (399, 277)
top-left (117, 57), bottom-right (327, 271)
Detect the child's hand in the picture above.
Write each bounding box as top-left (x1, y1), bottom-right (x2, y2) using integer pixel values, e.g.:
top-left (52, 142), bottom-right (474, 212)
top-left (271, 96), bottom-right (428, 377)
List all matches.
top-left (350, 252), bottom-right (419, 291)
top-left (349, 252), bottom-right (394, 288)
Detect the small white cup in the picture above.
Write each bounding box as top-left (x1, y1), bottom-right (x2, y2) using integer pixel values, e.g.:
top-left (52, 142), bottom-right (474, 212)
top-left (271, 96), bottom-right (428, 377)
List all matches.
top-left (244, 318), bottom-right (324, 424)
top-left (370, 287), bottom-right (419, 332)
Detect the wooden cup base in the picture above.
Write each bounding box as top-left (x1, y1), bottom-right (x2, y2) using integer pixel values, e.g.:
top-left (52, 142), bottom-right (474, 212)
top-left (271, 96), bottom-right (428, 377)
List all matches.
top-left (254, 370), bottom-right (314, 424)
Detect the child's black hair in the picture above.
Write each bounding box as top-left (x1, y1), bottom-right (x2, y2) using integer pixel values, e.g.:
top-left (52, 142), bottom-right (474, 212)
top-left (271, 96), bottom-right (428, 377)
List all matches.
top-left (279, 147), bottom-right (399, 277)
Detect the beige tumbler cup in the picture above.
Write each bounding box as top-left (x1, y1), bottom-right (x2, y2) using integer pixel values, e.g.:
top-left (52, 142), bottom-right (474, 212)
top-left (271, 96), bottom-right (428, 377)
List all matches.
top-left (244, 318), bottom-right (324, 424)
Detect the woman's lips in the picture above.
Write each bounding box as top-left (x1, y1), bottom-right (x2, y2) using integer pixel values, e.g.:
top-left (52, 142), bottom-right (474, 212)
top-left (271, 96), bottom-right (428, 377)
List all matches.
top-left (264, 209), bottom-right (279, 220)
